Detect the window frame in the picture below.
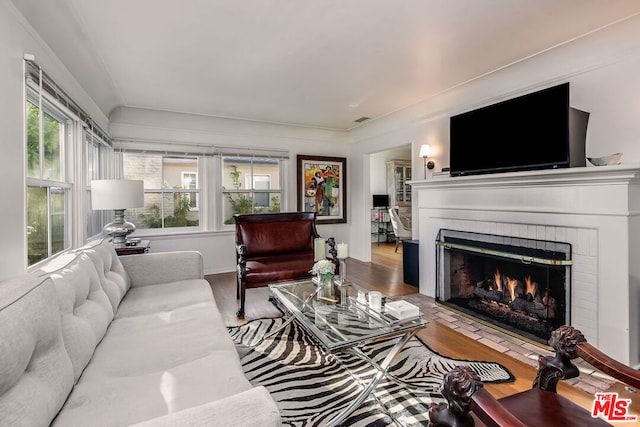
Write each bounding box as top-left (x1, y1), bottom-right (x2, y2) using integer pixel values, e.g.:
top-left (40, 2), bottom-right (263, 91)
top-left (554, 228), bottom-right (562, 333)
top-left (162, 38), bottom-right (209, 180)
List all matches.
top-left (120, 152), bottom-right (203, 233)
top-left (25, 88), bottom-right (74, 267)
top-left (220, 155), bottom-right (283, 227)
top-left (115, 143), bottom-right (289, 234)
top-left (181, 171), bottom-right (199, 211)
top-left (85, 128), bottom-right (111, 240)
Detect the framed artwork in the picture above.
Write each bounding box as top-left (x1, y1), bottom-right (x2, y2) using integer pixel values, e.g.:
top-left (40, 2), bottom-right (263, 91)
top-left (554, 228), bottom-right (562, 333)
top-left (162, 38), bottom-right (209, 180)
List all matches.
top-left (297, 155), bottom-right (347, 224)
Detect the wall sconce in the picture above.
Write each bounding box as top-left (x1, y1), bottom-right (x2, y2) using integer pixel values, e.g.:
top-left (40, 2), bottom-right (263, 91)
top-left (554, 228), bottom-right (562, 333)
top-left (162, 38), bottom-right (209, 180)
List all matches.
top-left (419, 144), bottom-right (435, 179)
top-left (91, 180), bottom-right (144, 245)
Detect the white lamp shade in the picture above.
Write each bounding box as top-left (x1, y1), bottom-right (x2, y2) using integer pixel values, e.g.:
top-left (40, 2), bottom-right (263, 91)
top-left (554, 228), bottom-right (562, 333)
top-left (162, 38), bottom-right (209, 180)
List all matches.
top-left (91, 180), bottom-right (144, 210)
top-left (419, 144), bottom-right (431, 158)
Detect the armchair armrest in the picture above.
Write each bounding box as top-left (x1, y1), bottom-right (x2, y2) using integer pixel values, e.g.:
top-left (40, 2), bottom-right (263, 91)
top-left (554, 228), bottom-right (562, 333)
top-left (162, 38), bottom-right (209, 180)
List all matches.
top-left (470, 388), bottom-right (528, 427)
top-left (432, 326), bottom-right (640, 427)
top-left (429, 366), bottom-right (527, 427)
top-left (576, 341), bottom-right (640, 390)
top-left (119, 251), bottom-right (204, 287)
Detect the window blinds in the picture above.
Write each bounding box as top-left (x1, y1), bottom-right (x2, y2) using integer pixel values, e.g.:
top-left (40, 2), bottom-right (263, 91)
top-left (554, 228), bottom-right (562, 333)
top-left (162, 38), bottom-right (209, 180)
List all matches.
top-left (25, 59), bottom-right (111, 146)
top-left (114, 139), bottom-right (289, 159)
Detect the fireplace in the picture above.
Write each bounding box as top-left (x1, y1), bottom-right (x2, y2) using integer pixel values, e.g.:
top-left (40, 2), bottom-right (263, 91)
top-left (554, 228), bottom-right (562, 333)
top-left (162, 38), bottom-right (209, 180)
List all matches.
top-left (435, 229), bottom-right (572, 345)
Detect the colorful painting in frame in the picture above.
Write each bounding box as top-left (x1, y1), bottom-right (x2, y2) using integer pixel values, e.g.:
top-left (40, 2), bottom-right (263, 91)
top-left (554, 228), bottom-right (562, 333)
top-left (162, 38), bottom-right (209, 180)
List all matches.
top-left (297, 155), bottom-right (347, 224)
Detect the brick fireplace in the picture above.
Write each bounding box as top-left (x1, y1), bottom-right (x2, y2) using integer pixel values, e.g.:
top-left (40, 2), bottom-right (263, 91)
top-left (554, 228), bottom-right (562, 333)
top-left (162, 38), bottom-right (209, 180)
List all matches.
top-left (410, 166), bottom-right (640, 367)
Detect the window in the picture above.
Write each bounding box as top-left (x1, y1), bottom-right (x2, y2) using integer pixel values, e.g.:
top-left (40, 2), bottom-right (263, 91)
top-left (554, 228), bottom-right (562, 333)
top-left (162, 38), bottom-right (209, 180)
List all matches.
top-left (222, 156), bottom-right (281, 224)
top-left (85, 129), bottom-right (110, 238)
top-left (181, 171), bottom-right (198, 210)
top-left (122, 153), bottom-right (200, 229)
top-left (246, 174), bottom-right (271, 207)
top-left (24, 60), bottom-right (113, 267)
top-left (115, 142), bottom-right (288, 231)
top-left (25, 95), bottom-right (71, 266)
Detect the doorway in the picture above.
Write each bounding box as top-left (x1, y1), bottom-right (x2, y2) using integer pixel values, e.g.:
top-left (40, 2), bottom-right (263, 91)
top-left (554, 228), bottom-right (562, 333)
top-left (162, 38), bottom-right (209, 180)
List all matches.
top-left (369, 144), bottom-right (412, 248)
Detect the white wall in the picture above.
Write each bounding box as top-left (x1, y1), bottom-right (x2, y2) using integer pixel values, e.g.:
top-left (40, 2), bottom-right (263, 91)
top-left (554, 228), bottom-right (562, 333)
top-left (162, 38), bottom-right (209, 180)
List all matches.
top-left (346, 14), bottom-right (640, 267)
top-left (0, 0), bottom-right (109, 281)
top-left (109, 107), bottom-right (351, 274)
top-left (369, 156), bottom-right (387, 195)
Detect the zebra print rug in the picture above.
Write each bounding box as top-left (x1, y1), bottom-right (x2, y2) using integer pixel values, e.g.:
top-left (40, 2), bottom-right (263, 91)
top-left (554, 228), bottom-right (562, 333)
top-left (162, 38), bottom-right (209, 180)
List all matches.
top-left (228, 318), bottom-right (514, 426)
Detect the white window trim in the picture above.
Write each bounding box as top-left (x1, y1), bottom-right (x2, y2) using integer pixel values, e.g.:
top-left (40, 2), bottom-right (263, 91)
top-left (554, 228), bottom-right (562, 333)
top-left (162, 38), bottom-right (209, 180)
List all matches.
top-left (181, 171), bottom-right (199, 211)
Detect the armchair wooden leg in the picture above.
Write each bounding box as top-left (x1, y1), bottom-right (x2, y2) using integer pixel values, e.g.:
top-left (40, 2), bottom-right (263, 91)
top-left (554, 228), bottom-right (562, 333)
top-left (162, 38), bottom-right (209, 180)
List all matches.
top-left (236, 274), bottom-right (240, 299)
top-left (237, 281), bottom-right (246, 319)
top-left (395, 238), bottom-right (400, 252)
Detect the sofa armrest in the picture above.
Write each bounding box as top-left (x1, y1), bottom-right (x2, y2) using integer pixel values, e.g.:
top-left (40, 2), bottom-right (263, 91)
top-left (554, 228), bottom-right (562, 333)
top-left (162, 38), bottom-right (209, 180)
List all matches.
top-left (129, 386), bottom-right (281, 427)
top-left (119, 251), bottom-right (204, 287)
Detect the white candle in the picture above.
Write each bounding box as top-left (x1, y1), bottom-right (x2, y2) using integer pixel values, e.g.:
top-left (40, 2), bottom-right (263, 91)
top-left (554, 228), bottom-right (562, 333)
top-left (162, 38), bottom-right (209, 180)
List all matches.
top-left (337, 242), bottom-right (349, 259)
top-left (314, 238), bottom-right (326, 261)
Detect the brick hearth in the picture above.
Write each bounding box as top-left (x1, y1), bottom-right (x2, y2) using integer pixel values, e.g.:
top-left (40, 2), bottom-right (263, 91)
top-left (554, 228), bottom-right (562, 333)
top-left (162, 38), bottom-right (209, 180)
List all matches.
top-left (402, 292), bottom-right (617, 395)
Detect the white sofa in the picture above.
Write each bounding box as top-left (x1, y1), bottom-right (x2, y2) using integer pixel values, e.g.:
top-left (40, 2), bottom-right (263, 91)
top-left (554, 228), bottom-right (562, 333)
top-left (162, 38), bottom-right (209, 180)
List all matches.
top-left (0, 240), bottom-right (281, 426)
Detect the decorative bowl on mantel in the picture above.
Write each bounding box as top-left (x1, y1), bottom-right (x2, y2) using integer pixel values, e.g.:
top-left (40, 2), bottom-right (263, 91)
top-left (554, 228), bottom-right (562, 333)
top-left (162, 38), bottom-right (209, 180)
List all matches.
top-left (587, 152), bottom-right (623, 166)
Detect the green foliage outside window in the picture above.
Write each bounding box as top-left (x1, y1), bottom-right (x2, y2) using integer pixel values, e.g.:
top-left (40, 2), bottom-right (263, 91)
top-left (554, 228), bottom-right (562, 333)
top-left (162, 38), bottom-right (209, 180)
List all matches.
top-left (26, 102), bottom-right (61, 180)
top-left (223, 165), bottom-right (280, 224)
top-left (139, 194), bottom-right (199, 228)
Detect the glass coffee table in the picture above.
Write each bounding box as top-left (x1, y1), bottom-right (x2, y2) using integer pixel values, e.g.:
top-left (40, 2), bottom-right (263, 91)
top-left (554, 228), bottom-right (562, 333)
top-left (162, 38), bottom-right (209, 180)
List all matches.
top-left (269, 279), bottom-right (428, 426)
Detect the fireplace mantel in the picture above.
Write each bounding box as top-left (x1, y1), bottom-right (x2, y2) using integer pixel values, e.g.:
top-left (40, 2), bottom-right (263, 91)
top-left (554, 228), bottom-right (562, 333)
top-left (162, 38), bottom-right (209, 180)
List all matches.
top-left (410, 165), bottom-right (640, 366)
top-left (409, 165), bottom-right (640, 217)
top-left (410, 164), bottom-right (640, 191)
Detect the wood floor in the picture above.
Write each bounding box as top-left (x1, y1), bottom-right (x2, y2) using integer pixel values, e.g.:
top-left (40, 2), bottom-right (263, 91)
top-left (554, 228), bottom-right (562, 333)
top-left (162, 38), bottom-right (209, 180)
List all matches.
top-left (206, 242), bottom-right (632, 422)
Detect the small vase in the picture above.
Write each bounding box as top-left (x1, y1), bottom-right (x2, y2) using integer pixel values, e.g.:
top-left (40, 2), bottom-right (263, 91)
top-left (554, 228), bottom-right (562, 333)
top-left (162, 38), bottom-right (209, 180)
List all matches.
top-left (317, 274), bottom-right (334, 298)
top-left (321, 274), bottom-right (333, 287)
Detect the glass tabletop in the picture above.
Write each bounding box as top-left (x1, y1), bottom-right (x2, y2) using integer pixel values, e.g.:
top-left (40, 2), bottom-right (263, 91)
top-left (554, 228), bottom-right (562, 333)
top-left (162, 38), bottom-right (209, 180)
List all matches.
top-left (269, 279), bottom-right (428, 351)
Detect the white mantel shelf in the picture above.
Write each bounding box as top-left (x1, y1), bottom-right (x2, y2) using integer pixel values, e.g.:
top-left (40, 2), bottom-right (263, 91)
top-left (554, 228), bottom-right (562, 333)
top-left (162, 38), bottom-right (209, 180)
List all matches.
top-left (409, 164), bottom-right (640, 189)
top-left (410, 164), bottom-right (640, 366)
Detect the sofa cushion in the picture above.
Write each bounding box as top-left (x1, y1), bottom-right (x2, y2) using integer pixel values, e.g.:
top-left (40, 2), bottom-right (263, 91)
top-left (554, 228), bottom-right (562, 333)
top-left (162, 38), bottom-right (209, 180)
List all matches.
top-left (52, 350), bottom-right (254, 426)
top-left (245, 252), bottom-right (314, 286)
top-left (130, 386), bottom-right (281, 427)
top-left (48, 252), bottom-right (114, 382)
top-left (79, 240), bottom-right (130, 315)
top-left (54, 281), bottom-right (253, 426)
top-left (0, 276), bottom-right (74, 427)
top-left (238, 219), bottom-right (314, 256)
top-left (115, 279), bottom-right (213, 318)
top-left (82, 302), bottom-right (240, 377)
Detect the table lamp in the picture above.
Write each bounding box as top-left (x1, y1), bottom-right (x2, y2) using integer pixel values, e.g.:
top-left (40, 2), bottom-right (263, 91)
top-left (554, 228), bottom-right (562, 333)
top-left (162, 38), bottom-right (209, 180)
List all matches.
top-left (91, 179), bottom-right (144, 244)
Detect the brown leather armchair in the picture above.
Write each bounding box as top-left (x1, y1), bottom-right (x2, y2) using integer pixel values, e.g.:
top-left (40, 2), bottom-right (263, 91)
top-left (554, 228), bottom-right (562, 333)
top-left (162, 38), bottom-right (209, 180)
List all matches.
top-left (234, 212), bottom-right (335, 318)
top-left (430, 325), bottom-right (640, 427)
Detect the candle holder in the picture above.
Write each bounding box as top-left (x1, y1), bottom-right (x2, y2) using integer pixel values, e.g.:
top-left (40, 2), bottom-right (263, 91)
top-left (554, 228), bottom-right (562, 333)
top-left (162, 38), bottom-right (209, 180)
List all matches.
top-left (336, 242), bottom-right (349, 282)
top-left (338, 257), bottom-right (347, 283)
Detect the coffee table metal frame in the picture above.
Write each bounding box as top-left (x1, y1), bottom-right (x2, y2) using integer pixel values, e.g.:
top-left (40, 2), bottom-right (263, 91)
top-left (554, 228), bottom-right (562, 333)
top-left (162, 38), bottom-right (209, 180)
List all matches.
top-left (269, 279), bottom-right (428, 426)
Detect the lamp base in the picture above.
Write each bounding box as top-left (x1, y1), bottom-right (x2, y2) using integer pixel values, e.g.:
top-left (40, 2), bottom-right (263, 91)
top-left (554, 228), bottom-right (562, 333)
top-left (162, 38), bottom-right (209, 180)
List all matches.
top-left (104, 209), bottom-right (136, 245)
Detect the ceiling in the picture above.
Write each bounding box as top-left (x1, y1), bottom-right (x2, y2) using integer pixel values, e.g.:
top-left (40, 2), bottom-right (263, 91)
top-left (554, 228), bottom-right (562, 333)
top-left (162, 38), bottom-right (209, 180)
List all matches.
top-left (11, 0), bottom-right (640, 131)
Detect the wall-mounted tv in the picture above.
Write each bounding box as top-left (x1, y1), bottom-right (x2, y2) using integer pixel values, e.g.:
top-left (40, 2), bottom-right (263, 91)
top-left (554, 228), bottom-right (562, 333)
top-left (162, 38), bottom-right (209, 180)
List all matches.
top-left (449, 82), bottom-right (589, 177)
top-left (372, 194), bottom-right (390, 208)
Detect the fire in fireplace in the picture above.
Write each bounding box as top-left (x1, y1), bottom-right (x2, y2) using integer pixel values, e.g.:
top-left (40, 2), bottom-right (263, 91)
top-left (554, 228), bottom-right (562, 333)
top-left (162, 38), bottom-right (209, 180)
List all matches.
top-left (436, 229), bottom-right (572, 345)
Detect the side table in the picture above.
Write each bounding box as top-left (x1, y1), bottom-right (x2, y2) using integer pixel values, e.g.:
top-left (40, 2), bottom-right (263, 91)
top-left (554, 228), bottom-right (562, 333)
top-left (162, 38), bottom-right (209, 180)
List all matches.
top-left (114, 240), bottom-right (150, 256)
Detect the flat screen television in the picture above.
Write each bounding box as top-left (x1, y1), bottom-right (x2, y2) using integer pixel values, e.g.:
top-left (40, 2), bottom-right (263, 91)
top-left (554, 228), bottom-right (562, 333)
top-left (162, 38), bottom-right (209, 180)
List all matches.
top-left (372, 194), bottom-right (389, 208)
top-left (449, 83), bottom-right (588, 177)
